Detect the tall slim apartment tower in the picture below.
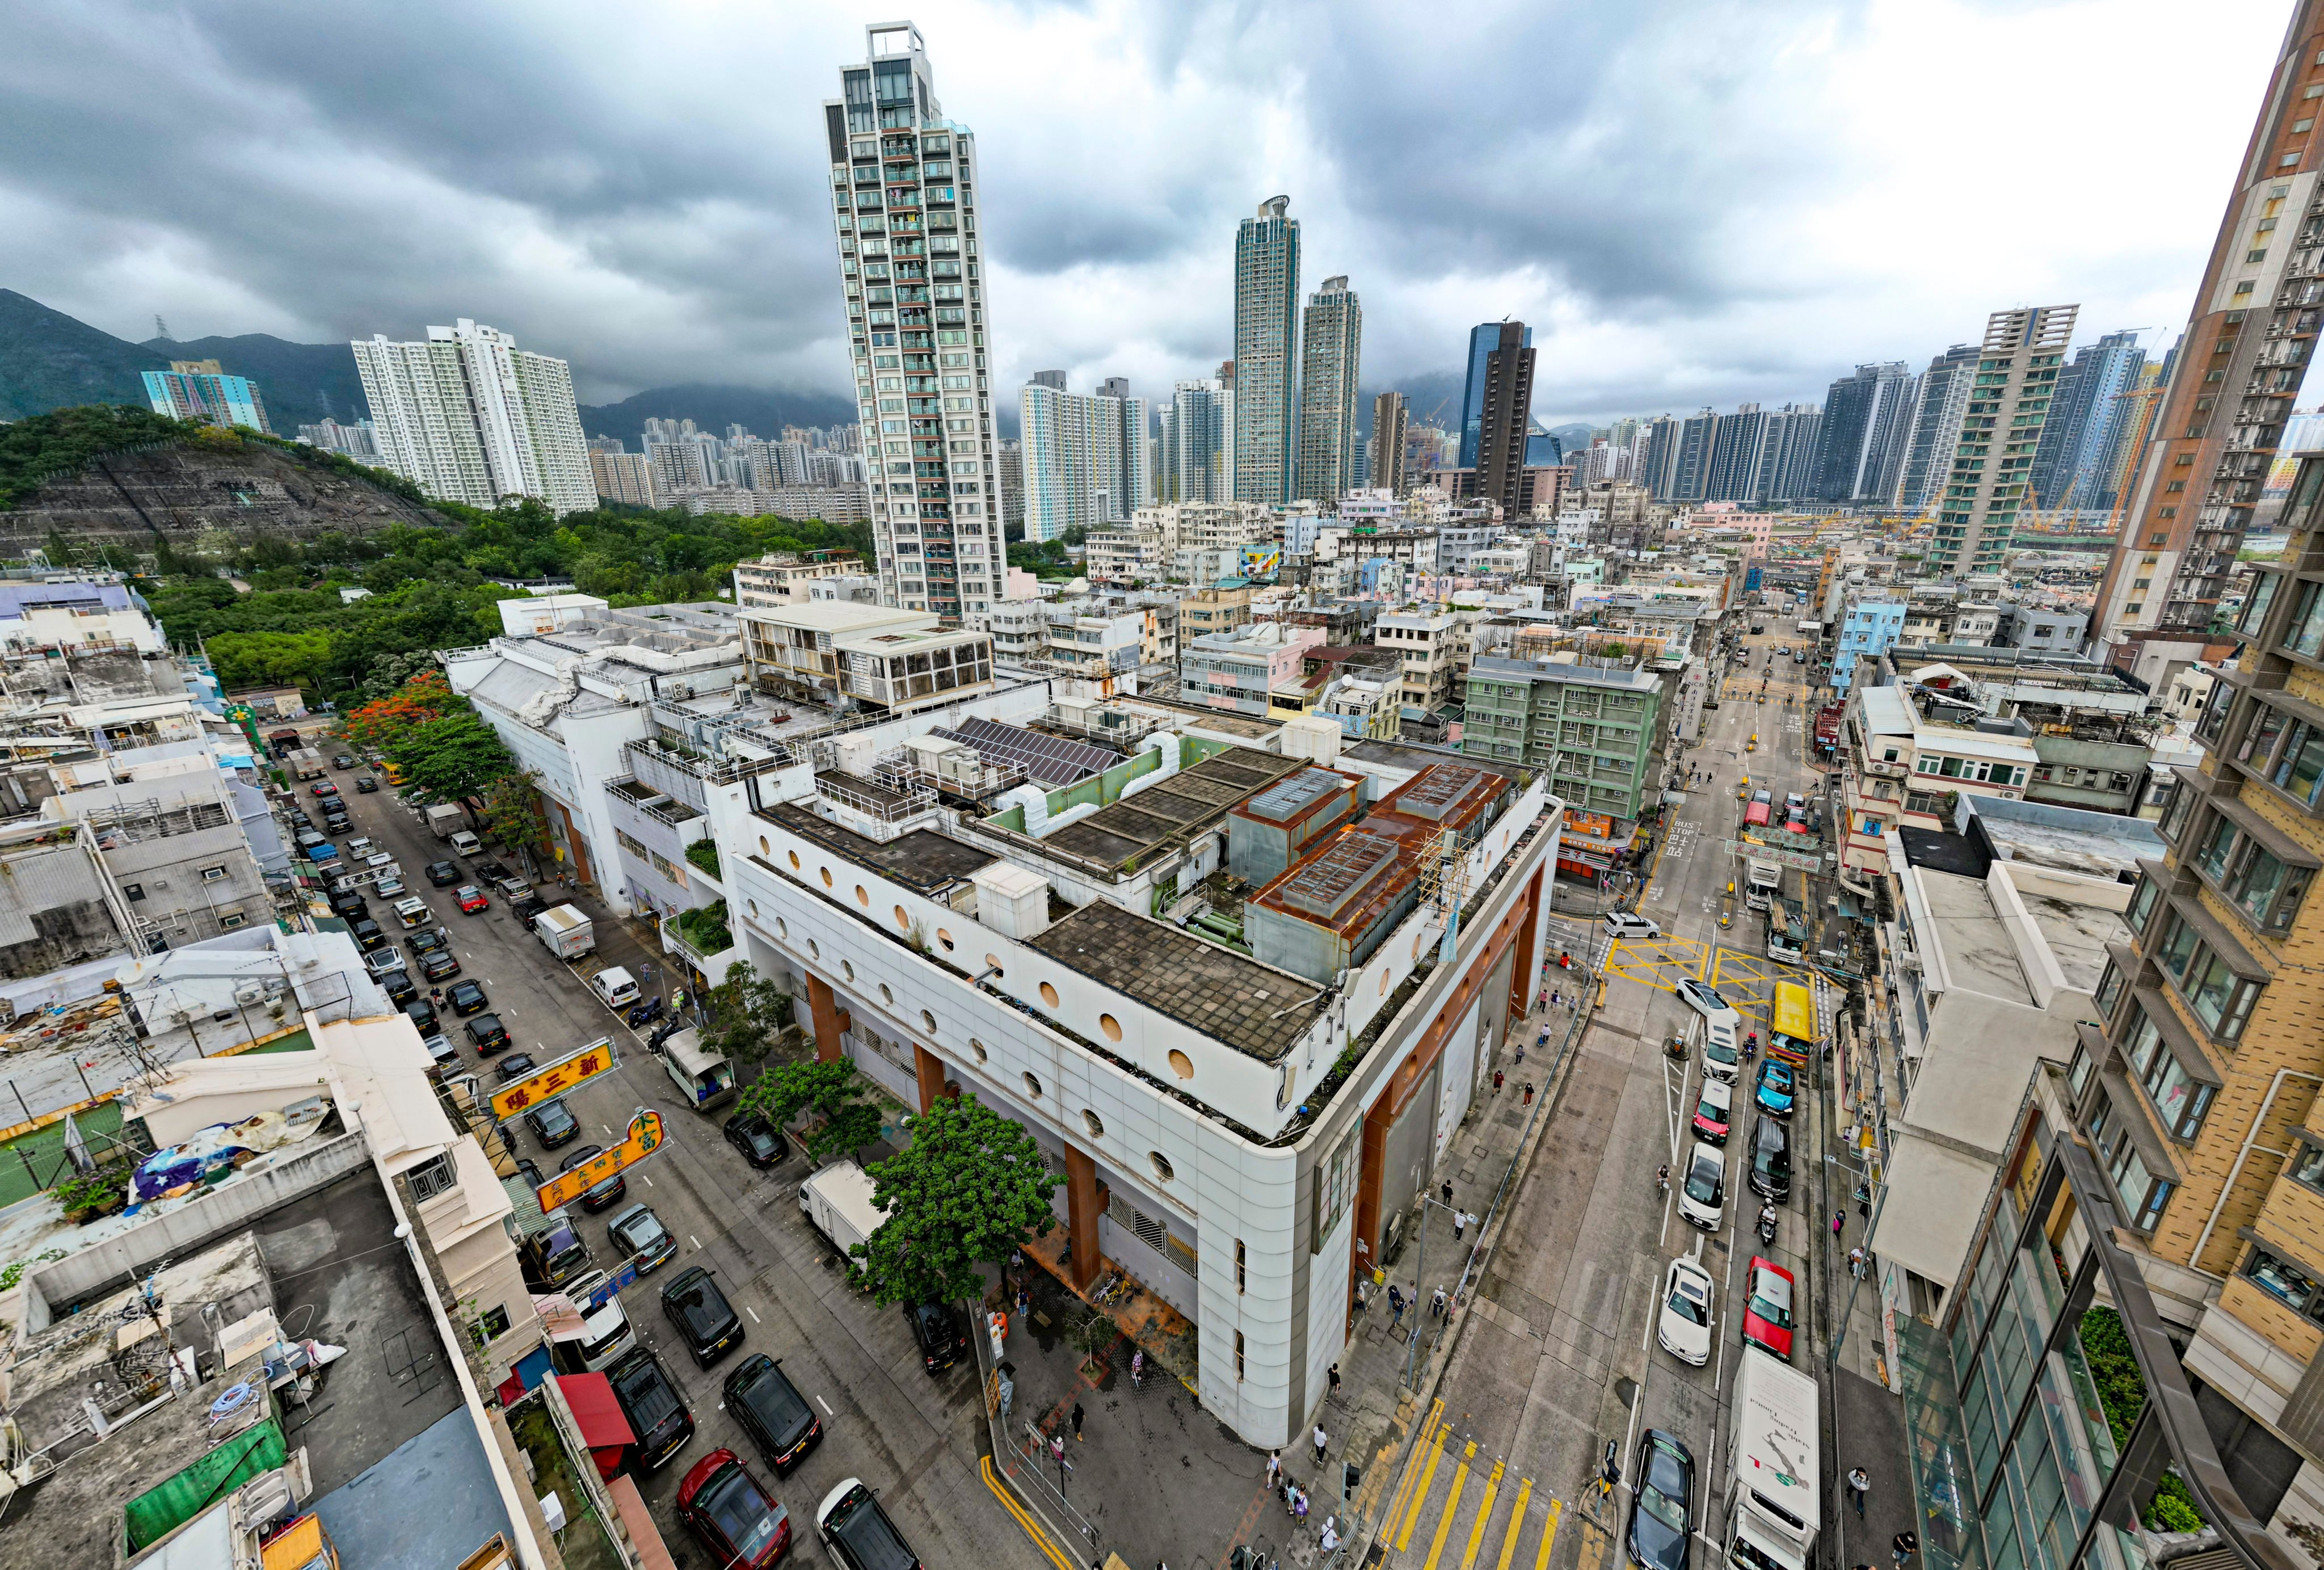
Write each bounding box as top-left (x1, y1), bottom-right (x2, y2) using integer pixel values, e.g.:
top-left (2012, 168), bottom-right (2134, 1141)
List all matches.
top-left (1929, 304), bottom-right (2078, 575)
top-left (1232, 197), bottom-right (1299, 506)
top-left (2096, 1), bottom-right (2324, 650)
top-left (1893, 346), bottom-right (1980, 512)
top-left (1160, 380), bottom-right (1230, 503)
top-left (1472, 321), bottom-right (1536, 517)
top-left (1371, 392), bottom-right (1409, 494)
top-left (1020, 379), bottom-right (1148, 540)
top-left (352, 319), bottom-right (593, 514)
top-left (1811, 363), bottom-right (1916, 504)
top-left (1294, 276), bottom-right (1362, 503)
top-left (824, 22), bottom-right (1004, 617)
top-left (1458, 322), bottom-right (1533, 470)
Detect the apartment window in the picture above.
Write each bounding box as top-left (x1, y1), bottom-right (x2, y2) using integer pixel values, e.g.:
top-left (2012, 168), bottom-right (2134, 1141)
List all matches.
top-left (2272, 718), bottom-right (2324, 806)
top-left (200, 865), bottom-right (228, 883)
top-left (2238, 704), bottom-right (2291, 772)
top-left (470, 1303), bottom-right (513, 1348)
top-left (2068, 1037), bottom-right (2096, 1098)
top-left (2290, 1142), bottom-right (2324, 1197)
top-left (409, 1151), bottom-right (457, 1202)
top-left (2107, 1138), bottom-right (2174, 1234)
top-left (2122, 1007), bottom-right (2215, 1140)
top-left (2152, 908), bottom-right (2264, 1041)
top-left (2246, 1245), bottom-right (2324, 1322)
top-left (2286, 580), bottom-right (2324, 660)
top-left (123, 882), bottom-right (145, 902)
top-left (2192, 812), bottom-right (2238, 882)
top-left (2094, 957), bottom-right (2127, 1022)
top-left (218, 910), bottom-right (247, 931)
top-left (2241, 569), bottom-right (2283, 635)
top-left (1235, 1240), bottom-right (1247, 1293)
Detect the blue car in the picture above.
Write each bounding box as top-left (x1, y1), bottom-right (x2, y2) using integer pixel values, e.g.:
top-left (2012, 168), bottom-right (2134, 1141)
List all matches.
top-left (1754, 1058), bottom-right (1795, 1118)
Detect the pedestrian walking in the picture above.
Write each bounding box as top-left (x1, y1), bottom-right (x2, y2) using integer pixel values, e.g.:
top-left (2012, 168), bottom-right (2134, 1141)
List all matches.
top-left (1051, 1433), bottom-right (1065, 1467)
top-left (1493, 1070), bottom-right (1505, 1094)
top-left (1431, 1285), bottom-right (1449, 1319)
top-left (1850, 1246), bottom-right (1867, 1280)
top-left (1016, 1285), bottom-right (1030, 1318)
top-left (1328, 1362), bottom-right (1341, 1399)
top-left (1523, 1081), bottom-right (1535, 1105)
top-left (1320, 1517), bottom-right (1341, 1554)
top-left (1131, 1349), bottom-right (1146, 1387)
top-left (1387, 1282), bottom-right (1405, 1326)
top-left (1011, 1248), bottom-right (1024, 1274)
top-left (1072, 1401), bottom-right (1085, 1441)
top-left (1441, 1181), bottom-right (1455, 1207)
top-left (1266, 1450), bottom-right (1281, 1489)
top-left (1832, 1210), bottom-right (1845, 1241)
top-left (1846, 1467), bottom-right (1870, 1517)
top-left (1454, 1210), bottom-right (1470, 1243)
top-left (1894, 1531), bottom-right (1919, 1569)
top-left (1295, 1489), bottom-right (1310, 1525)
top-left (1313, 1423), bottom-right (1328, 1463)
top-left (1354, 1279), bottom-right (1369, 1316)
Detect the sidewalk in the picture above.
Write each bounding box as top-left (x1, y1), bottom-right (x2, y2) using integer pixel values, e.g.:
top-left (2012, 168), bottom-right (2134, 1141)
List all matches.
top-left (975, 981), bottom-right (1595, 1570)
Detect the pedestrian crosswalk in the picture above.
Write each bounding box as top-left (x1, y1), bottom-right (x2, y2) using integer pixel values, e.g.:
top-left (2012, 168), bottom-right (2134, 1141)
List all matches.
top-left (1379, 1409), bottom-right (1577, 1570)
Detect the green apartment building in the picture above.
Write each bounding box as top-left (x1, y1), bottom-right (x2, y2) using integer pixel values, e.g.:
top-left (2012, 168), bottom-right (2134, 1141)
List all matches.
top-left (1463, 655), bottom-right (1666, 832)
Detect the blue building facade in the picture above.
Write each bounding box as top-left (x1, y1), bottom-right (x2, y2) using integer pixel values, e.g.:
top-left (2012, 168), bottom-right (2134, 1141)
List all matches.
top-left (142, 366), bottom-right (272, 433)
top-left (1831, 600), bottom-right (1906, 694)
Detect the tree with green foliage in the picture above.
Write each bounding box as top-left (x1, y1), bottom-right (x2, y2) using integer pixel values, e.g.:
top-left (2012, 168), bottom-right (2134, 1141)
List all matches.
top-left (207, 629), bottom-right (335, 693)
top-left (0, 405), bottom-right (191, 509)
top-left (478, 769), bottom-right (551, 851)
top-left (855, 1095), bottom-right (1060, 1306)
top-left (700, 961), bottom-right (793, 1066)
top-left (384, 711), bottom-right (516, 801)
top-left (2078, 1306), bottom-right (2207, 1530)
top-left (737, 1057), bottom-right (884, 1164)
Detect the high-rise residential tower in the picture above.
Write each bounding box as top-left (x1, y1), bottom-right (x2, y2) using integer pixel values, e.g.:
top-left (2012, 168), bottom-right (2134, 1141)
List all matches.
top-left (2030, 330), bottom-right (2147, 510)
top-left (1160, 379), bottom-right (1231, 503)
top-left (1371, 392), bottom-right (1409, 494)
top-left (1472, 321), bottom-right (1536, 517)
top-left (824, 22), bottom-right (1004, 617)
top-left (1893, 346), bottom-right (1980, 512)
top-left (1020, 378), bottom-right (1149, 540)
top-left (1459, 322), bottom-right (1534, 470)
top-left (1232, 197), bottom-right (1299, 506)
top-left (142, 360), bottom-right (272, 434)
top-left (351, 319), bottom-right (593, 514)
top-left (1294, 276), bottom-right (1362, 503)
top-left (1811, 362), bottom-right (1917, 503)
top-left (1752, 403), bottom-right (1822, 503)
top-left (2096, 1), bottom-right (2324, 653)
top-left (1929, 304), bottom-right (2078, 575)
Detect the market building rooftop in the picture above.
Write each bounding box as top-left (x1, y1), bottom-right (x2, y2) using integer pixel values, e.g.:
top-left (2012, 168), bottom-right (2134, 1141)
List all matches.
top-left (1027, 897), bottom-right (1327, 1062)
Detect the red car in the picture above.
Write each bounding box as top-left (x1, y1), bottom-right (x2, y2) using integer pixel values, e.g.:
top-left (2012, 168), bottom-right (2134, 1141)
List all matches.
top-left (455, 884), bottom-right (490, 914)
top-left (1741, 1256), bottom-right (1796, 1362)
top-left (677, 1449), bottom-right (791, 1567)
top-left (1691, 1079), bottom-right (1733, 1146)
top-left (311, 781), bottom-right (339, 798)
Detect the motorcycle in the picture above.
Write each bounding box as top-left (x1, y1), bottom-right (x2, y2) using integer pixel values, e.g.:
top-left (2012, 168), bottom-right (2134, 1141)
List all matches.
top-left (625, 995), bottom-right (665, 1028)
top-left (1757, 1205), bottom-right (1778, 1245)
top-left (648, 1015), bottom-right (683, 1053)
top-left (1743, 1032), bottom-right (1758, 1060)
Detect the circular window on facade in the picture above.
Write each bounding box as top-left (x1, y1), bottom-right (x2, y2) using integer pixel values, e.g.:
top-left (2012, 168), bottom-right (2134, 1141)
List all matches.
top-left (970, 1038), bottom-right (988, 1064)
top-left (775, 916), bottom-right (786, 937)
top-left (921, 1009), bottom-right (937, 1033)
top-left (789, 850), bottom-right (800, 870)
top-left (842, 959), bottom-right (856, 982)
top-left (895, 904), bottom-right (911, 930)
top-left (1149, 1151), bottom-right (1174, 1183)
top-left (820, 868), bottom-right (833, 887)
top-left (880, 983), bottom-right (894, 1005)
top-left (855, 885), bottom-right (870, 908)
top-left (986, 954), bottom-right (1003, 976)
top-left (938, 928), bottom-right (955, 950)
top-left (759, 836), bottom-right (770, 856)
top-left (1099, 1013), bottom-right (1122, 1042)
top-left (748, 899), bottom-right (759, 917)
top-left (808, 938), bottom-right (819, 958)
top-left (1082, 1109), bottom-right (1105, 1139)
top-left (1168, 1049), bottom-right (1194, 1081)
top-left (1024, 1072), bottom-right (1043, 1100)
top-left (1039, 982), bottom-right (1060, 1008)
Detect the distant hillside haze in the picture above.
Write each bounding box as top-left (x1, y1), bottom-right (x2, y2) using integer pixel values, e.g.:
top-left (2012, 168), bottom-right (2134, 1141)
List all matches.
top-left (575, 382), bottom-right (860, 451)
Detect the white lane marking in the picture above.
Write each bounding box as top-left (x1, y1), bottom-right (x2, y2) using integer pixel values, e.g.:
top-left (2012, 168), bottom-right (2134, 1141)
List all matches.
top-left (691, 1235), bottom-right (702, 1251)
top-left (643, 1174), bottom-right (654, 1188)
top-left (818, 1396), bottom-right (833, 1416)
top-left (747, 1306), bottom-right (761, 1324)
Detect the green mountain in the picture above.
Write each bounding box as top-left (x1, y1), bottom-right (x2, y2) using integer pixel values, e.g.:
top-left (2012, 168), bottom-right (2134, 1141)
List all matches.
top-left (137, 331), bottom-right (368, 433)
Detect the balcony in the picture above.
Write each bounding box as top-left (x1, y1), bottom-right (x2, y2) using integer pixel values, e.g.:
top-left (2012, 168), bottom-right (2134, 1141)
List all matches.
top-left (660, 905), bottom-right (742, 982)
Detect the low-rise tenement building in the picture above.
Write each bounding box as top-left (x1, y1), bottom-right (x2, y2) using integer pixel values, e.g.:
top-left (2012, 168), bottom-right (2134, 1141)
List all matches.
top-left (656, 698), bottom-right (1561, 1448)
top-left (1462, 654), bottom-right (1665, 876)
top-left (1376, 607), bottom-right (1461, 718)
top-left (1837, 680), bottom-right (2039, 876)
top-left (732, 549), bottom-right (864, 607)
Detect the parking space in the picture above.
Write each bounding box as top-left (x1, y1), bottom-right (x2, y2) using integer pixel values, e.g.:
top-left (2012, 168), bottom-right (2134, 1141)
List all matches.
top-left (308, 761), bottom-right (1023, 1568)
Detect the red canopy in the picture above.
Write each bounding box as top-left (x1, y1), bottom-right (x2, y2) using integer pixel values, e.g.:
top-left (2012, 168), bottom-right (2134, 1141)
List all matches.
top-left (554, 1371), bottom-right (635, 1479)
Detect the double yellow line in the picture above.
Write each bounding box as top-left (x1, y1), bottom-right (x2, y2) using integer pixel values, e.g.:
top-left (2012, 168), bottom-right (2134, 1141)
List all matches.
top-left (979, 1454), bottom-right (1076, 1570)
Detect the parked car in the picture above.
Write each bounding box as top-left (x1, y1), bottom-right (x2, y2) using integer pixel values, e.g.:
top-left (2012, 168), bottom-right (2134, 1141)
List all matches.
top-left (374, 873), bottom-right (407, 898)
top-left (363, 947), bottom-right (403, 978)
top-left (466, 1013), bottom-right (511, 1054)
top-left (526, 1100), bottom-right (580, 1149)
top-left (354, 775), bottom-right (379, 793)
top-left (447, 979), bottom-right (489, 1016)
top-left (495, 1053), bottom-right (537, 1081)
top-left (1741, 1256), bottom-right (1797, 1361)
top-left (346, 837), bottom-right (376, 860)
top-left (818, 1479), bottom-right (919, 1570)
top-left (1625, 1429), bottom-right (1695, 1570)
top-left (1690, 1078), bottom-right (1733, 1146)
top-left (419, 950), bottom-right (462, 982)
top-left (349, 919), bottom-right (388, 952)
top-left (420, 1033), bottom-right (457, 1072)
top-left (405, 999), bottom-right (437, 1036)
top-left (724, 1112), bottom-right (790, 1171)
top-left (1656, 1256), bottom-right (1714, 1367)
top-left (407, 927), bottom-right (449, 959)
top-left (424, 860), bottom-right (461, 887)
top-left (456, 884), bottom-right (490, 914)
top-left (560, 1144), bottom-right (628, 1211)
top-left (377, 969), bottom-right (418, 1008)
top-left (497, 876), bottom-right (535, 901)
top-left (1753, 1058), bottom-right (1796, 1118)
top-left (1603, 911), bottom-right (1660, 940)
top-left (332, 753), bottom-right (356, 769)
top-left (310, 781), bottom-right (339, 798)
top-left (604, 1346), bottom-right (696, 1472)
top-left (726, 1355), bottom-right (823, 1475)
top-left (473, 857), bottom-right (510, 883)
top-left (511, 893), bottom-right (549, 925)
top-left (329, 891), bottom-right (369, 922)
top-left (392, 896), bottom-right (430, 929)
top-left (1748, 1116), bottom-right (1792, 1202)
top-left (608, 1203), bottom-right (680, 1274)
top-left (661, 1265), bottom-right (745, 1366)
top-left (363, 851), bottom-right (396, 873)
top-left (904, 1302), bottom-right (965, 1375)
top-left (677, 1450), bottom-right (789, 1567)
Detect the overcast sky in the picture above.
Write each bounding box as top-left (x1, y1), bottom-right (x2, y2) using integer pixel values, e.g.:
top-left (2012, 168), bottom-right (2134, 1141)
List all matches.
top-left (1, 0), bottom-right (2293, 424)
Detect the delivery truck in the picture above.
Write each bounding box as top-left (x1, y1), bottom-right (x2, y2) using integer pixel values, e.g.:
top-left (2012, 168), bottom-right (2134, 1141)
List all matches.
top-left (426, 803), bottom-right (466, 839)
top-left (290, 747), bottom-right (326, 780)
top-left (533, 903), bottom-right (596, 960)
top-left (1746, 857), bottom-right (1782, 912)
top-left (798, 1161), bottom-right (886, 1260)
top-left (1723, 1349), bottom-right (1819, 1570)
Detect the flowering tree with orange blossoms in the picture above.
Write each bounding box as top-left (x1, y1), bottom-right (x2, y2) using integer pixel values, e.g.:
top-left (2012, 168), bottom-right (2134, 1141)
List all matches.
top-left (338, 671), bottom-right (456, 754)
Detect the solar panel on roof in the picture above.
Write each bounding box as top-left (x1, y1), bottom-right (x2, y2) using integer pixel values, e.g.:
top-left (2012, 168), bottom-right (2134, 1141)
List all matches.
top-left (931, 717), bottom-right (1114, 787)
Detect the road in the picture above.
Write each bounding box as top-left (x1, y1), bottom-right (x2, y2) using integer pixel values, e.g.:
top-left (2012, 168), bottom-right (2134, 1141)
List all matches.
top-left (1374, 616), bottom-right (1838, 1570)
top-left (311, 772), bottom-right (1028, 1568)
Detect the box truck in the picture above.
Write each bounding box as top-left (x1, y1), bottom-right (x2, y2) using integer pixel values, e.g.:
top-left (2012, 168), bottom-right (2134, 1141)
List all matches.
top-left (533, 903), bottom-right (596, 960)
top-left (426, 803), bottom-right (466, 839)
top-left (290, 748), bottom-right (326, 780)
top-left (1723, 1349), bottom-right (1819, 1570)
top-left (798, 1161), bottom-right (886, 1260)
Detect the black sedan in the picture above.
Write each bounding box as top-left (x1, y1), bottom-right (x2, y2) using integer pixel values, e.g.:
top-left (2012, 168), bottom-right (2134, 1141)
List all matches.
top-left (473, 857), bottom-right (510, 883)
top-left (662, 1265), bottom-right (744, 1366)
top-left (349, 919), bottom-right (388, 952)
top-left (525, 1100), bottom-right (580, 1149)
top-left (424, 860), bottom-right (461, 887)
top-left (407, 927), bottom-right (449, 958)
top-left (609, 1203), bottom-right (679, 1274)
top-left (419, 950), bottom-right (462, 982)
top-left (495, 1053), bottom-right (537, 1082)
top-left (447, 979), bottom-right (489, 1016)
top-left (904, 1302), bottom-right (965, 1375)
top-left (377, 969), bottom-right (418, 1008)
top-left (559, 1144), bottom-right (627, 1211)
top-left (1626, 1429), bottom-right (1695, 1570)
top-left (331, 753), bottom-right (356, 769)
top-left (354, 775), bottom-right (380, 793)
top-left (604, 1346), bottom-right (695, 1472)
top-left (466, 1013), bottom-right (511, 1055)
top-left (405, 1000), bottom-right (437, 1036)
top-left (724, 1354), bottom-right (822, 1475)
top-left (723, 1112), bottom-right (790, 1171)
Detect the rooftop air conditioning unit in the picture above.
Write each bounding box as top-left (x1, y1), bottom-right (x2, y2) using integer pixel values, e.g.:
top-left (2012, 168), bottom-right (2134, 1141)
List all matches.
top-left (233, 983), bottom-right (266, 1005)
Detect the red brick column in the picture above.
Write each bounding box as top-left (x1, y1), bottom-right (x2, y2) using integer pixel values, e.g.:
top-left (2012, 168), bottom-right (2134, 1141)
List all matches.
top-left (1064, 1147), bottom-right (1102, 1290)
top-left (912, 1045), bottom-right (956, 1113)
top-left (806, 974), bottom-right (850, 1064)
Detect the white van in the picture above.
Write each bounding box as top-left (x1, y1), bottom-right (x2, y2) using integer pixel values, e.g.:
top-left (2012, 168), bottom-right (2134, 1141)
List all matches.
top-left (1675, 1139), bottom-right (1727, 1233)
top-left (1698, 1016), bottom-right (1742, 1083)
top-left (1603, 911), bottom-right (1661, 940)
top-left (589, 966), bottom-right (641, 1010)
